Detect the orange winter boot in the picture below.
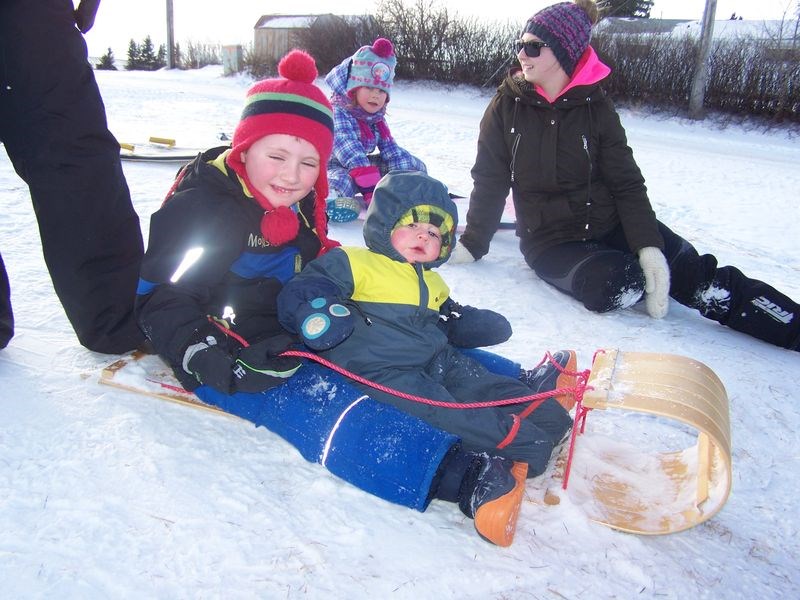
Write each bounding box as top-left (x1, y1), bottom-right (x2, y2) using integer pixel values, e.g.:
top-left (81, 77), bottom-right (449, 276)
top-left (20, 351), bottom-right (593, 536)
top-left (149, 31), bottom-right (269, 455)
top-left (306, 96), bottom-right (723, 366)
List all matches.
top-left (521, 350), bottom-right (578, 411)
top-left (464, 457), bottom-right (528, 547)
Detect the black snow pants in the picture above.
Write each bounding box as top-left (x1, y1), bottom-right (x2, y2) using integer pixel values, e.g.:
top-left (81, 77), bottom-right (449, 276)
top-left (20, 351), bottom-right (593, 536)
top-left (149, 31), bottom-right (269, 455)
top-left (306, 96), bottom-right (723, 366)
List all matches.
top-left (528, 221), bottom-right (800, 351)
top-left (0, 0), bottom-right (145, 353)
top-left (352, 346), bottom-right (574, 478)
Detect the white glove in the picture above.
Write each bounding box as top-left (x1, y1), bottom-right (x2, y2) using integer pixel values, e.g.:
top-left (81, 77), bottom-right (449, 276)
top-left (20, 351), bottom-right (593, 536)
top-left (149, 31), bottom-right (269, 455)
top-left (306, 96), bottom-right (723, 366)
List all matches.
top-left (637, 246), bottom-right (670, 319)
top-left (448, 240), bottom-right (476, 264)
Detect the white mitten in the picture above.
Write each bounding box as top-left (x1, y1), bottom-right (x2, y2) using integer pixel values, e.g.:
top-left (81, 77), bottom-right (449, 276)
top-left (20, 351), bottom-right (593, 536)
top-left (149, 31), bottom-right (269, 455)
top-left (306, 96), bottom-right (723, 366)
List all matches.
top-left (448, 240), bottom-right (476, 264)
top-left (637, 246), bottom-right (670, 319)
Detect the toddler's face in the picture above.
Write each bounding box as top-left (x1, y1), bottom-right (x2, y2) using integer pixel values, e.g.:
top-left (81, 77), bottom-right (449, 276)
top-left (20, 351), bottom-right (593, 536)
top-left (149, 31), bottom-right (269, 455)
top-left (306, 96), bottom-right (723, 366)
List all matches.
top-left (354, 86), bottom-right (388, 114)
top-left (241, 134), bottom-right (320, 208)
top-left (390, 221), bottom-right (442, 264)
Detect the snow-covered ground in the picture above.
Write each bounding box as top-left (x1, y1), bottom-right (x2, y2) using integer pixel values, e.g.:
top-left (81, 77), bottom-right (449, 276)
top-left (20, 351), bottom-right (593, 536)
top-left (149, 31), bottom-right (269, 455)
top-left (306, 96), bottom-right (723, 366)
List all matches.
top-left (1, 65), bottom-right (798, 598)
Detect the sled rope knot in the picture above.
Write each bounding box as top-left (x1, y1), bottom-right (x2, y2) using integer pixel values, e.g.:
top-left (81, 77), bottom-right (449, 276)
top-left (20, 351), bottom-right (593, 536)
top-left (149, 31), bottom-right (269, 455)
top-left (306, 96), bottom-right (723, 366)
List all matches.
top-left (560, 349), bottom-right (605, 490)
top-left (495, 352), bottom-right (590, 450)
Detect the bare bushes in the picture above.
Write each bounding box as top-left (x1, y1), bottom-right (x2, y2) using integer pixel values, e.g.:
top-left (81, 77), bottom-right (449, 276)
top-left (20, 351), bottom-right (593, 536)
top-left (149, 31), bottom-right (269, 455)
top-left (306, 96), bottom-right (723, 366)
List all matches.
top-left (238, 0), bottom-right (799, 123)
top-left (594, 31), bottom-right (799, 122)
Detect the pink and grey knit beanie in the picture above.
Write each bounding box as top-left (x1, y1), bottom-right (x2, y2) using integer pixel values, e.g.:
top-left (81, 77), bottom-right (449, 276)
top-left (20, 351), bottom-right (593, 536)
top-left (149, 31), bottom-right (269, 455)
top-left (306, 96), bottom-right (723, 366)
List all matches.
top-left (525, 2), bottom-right (592, 76)
top-left (345, 38), bottom-right (397, 98)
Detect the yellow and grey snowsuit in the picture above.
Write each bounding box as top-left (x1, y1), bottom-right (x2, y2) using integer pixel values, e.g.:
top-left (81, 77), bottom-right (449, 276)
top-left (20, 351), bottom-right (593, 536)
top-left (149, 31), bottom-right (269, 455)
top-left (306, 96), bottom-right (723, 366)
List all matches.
top-left (279, 171), bottom-right (571, 475)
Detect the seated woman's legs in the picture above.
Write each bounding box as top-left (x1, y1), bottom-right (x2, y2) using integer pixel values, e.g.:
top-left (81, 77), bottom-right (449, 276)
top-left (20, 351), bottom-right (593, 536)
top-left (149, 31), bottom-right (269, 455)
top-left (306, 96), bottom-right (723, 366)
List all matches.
top-left (528, 239), bottom-right (645, 313)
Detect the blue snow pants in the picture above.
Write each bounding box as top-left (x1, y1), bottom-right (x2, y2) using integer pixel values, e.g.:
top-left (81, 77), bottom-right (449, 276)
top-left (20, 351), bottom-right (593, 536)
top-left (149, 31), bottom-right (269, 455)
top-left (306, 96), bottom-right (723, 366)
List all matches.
top-left (194, 362), bottom-right (457, 511)
top-left (193, 351), bottom-right (523, 510)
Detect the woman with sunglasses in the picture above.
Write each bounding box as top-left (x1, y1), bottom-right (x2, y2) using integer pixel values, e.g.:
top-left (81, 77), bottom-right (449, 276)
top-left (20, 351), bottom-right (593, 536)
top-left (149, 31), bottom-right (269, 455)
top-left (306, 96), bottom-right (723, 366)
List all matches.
top-left (450, 0), bottom-right (799, 353)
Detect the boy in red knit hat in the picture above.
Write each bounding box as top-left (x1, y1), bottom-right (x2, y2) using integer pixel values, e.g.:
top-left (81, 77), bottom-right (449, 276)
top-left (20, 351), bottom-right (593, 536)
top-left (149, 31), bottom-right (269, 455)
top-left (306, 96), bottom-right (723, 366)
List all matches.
top-left (325, 38), bottom-right (427, 223)
top-left (136, 49), bottom-right (339, 396)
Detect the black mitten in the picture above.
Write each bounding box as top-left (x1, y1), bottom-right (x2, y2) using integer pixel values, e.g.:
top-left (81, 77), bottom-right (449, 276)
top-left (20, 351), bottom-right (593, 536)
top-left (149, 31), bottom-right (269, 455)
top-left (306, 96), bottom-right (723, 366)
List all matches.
top-left (438, 298), bottom-right (512, 348)
top-left (296, 297), bottom-right (355, 350)
top-left (185, 337), bottom-right (235, 394)
top-left (184, 333), bottom-right (301, 395)
top-left (232, 334), bottom-right (301, 393)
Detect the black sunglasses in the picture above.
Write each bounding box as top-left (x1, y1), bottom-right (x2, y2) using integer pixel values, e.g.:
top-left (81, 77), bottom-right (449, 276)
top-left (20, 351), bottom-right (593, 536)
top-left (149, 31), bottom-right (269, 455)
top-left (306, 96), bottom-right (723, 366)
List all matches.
top-left (514, 39), bottom-right (550, 58)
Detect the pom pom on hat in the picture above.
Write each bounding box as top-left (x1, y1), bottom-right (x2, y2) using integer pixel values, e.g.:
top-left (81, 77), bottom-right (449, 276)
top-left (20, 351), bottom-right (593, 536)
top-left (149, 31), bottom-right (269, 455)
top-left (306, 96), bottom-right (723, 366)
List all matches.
top-left (525, 2), bottom-right (593, 77)
top-left (226, 49), bottom-right (337, 253)
top-left (346, 38), bottom-right (397, 98)
top-left (371, 38), bottom-right (394, 58)
top-left (278, 48), bottom-right (318, 82)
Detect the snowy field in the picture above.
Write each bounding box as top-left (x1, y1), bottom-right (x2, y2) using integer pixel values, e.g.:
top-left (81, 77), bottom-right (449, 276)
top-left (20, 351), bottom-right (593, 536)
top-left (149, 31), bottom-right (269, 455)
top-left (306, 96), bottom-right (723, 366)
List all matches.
top-left (1, 65), bottom-right (799, 598)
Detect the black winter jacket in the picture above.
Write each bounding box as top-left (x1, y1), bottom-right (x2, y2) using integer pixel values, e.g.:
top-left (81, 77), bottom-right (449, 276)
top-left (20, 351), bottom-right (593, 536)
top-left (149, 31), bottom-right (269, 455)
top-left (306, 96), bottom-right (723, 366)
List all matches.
top-left (136, 147), bottom-right (326, 388)
top-left (460, 48), bottom-right (663, 263)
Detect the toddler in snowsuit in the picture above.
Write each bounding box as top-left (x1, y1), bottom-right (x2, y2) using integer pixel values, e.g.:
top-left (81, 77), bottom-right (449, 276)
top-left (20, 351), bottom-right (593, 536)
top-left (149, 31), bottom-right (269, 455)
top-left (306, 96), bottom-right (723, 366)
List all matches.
top-left (325, 38), bottom-right (427, 223)
top-left (135, 50), bottom-right (539, 547)
top-left (278, 171), bottom-right (575, 479)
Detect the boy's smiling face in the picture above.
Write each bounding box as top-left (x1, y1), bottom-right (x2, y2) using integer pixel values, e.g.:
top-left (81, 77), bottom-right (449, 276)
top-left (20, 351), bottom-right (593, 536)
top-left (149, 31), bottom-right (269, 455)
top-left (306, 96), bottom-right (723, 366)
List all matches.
top-left (241, 133), bottom-right (320, 208)
top-left (390, 221), bottom-right (442, 264)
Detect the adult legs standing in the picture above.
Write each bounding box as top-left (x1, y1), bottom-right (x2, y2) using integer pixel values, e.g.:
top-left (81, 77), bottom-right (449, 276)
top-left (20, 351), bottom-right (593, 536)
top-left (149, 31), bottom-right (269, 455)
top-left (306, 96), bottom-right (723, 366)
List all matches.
top-left (0, 0), bottom-right (145, 354)
top-left (0, 256), bottom-right (13, 349)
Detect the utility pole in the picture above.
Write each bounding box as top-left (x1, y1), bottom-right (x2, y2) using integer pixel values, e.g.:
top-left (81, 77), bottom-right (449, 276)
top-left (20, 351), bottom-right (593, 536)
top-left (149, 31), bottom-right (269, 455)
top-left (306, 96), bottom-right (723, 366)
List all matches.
top-left (689, 0), bottom-right (717, 119)
top-left (166, 0), bottom-right (175, 69)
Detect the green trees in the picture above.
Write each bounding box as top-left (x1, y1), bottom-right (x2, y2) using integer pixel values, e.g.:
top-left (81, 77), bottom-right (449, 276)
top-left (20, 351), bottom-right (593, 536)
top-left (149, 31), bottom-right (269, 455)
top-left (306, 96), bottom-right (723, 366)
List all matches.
top-left (125, 36), bottom-right (166, 71)
top-left (96, 48), bottom-right (117, 70)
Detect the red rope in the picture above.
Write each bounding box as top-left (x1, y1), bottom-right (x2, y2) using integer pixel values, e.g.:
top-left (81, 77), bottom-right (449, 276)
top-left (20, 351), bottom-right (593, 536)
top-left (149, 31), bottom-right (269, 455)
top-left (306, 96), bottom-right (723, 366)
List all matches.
top-left (206, 317), bottom-right (598, 488)
top-left (205, 320), bottom-right (591, 411)
top-left (282, 349), bottom-right (590, 412)
top-left (161, 163), bottom-right (190, 207)
top-left (560, 349), bottom-right (605, 490)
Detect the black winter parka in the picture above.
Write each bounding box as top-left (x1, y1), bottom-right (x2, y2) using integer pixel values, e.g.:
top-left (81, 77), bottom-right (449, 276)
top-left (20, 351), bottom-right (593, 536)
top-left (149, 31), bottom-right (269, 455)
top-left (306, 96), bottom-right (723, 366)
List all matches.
top-left (135, 147), bottom-right (325, 388)
top-left (460, 49), bottom-right (664, 263)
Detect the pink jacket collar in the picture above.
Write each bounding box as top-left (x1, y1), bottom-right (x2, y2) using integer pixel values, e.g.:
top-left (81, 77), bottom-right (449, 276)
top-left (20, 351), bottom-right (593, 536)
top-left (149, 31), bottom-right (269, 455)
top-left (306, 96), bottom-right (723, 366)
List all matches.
top-left (535, 46), bottom-right (611, 103)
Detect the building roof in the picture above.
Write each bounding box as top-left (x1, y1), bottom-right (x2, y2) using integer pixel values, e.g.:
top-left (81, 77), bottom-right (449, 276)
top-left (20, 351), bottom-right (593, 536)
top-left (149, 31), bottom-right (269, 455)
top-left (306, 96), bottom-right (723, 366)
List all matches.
top-left (254, 15), bottom-right (322, 30)
top-left (596, 17), bottom-right (692, 35)
top-left (596, 17), bottom-right (798, 42)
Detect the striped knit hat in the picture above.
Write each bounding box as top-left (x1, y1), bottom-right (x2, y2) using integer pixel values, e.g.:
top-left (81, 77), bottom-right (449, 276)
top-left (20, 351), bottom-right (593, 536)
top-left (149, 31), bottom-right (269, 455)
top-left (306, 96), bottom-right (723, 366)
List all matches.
top-left (393, 204), bottom-right (455, 261)
top-left (226, 50), bottom-right (336, 252)
top-left (525, 2), bottom-right (592, 77)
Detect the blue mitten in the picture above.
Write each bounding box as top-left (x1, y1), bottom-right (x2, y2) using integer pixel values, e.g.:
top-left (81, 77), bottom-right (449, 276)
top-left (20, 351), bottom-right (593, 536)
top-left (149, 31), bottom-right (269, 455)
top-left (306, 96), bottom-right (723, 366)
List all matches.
top-left (297, 297), bottom-right (355, 350)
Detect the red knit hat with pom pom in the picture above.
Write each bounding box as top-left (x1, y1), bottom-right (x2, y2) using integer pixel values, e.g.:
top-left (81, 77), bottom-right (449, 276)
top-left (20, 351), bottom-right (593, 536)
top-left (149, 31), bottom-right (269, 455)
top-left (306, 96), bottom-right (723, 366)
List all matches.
top-left (346, 38), bottom-right (397, 99)
top-left (226, 50), bottom-right (337, 253)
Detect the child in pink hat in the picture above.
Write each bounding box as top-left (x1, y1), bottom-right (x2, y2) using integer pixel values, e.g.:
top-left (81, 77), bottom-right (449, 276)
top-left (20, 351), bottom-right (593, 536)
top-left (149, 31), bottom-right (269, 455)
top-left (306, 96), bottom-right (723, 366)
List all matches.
top-left (324, 38), bottom-right (427, 222)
